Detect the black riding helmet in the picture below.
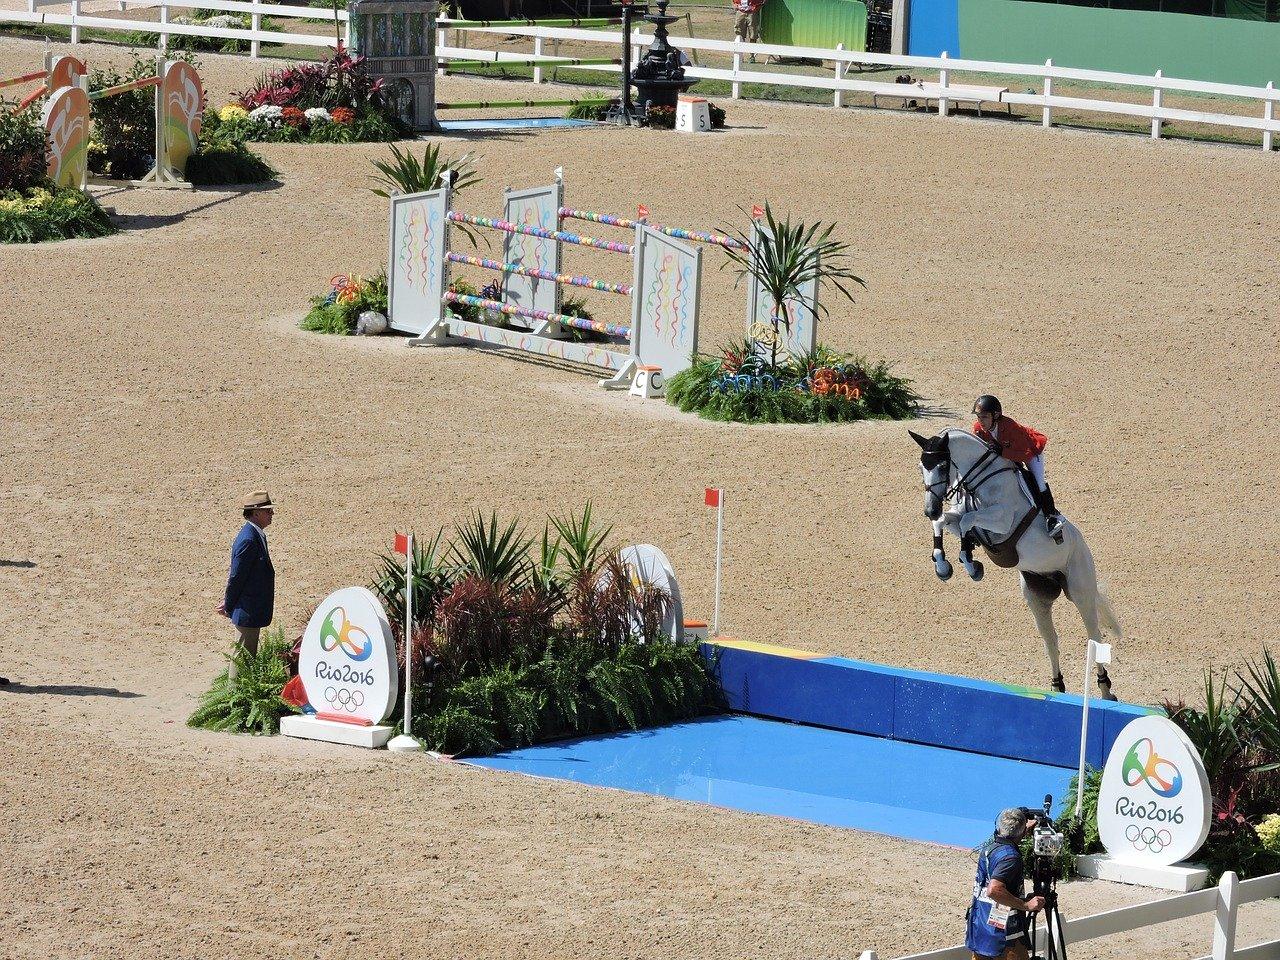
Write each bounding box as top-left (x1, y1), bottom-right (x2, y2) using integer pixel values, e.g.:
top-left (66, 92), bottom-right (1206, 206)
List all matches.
top-left (973, 394), bottom-right (1002, 416)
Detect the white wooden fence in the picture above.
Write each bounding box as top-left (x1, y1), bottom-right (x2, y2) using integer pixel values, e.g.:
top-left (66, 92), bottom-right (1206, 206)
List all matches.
top-left (2, 0), bottom-right (1278, 150)
top-left (858, 870), bottom-right (1280, 960)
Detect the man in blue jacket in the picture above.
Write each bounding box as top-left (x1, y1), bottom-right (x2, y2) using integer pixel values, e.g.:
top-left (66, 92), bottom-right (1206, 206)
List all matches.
top-left (216, 491), bottom-right (276, 681)
top-left (966, 808), bottom-right (1046, 960)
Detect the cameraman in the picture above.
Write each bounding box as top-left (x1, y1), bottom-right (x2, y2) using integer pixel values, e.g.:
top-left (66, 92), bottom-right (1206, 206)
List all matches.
top-left (966, 808), bottom-right (1047, 960)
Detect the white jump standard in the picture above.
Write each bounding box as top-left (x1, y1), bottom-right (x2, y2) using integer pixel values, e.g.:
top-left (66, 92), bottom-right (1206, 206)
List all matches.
top-left (386, 175), bottom-right (702, 395)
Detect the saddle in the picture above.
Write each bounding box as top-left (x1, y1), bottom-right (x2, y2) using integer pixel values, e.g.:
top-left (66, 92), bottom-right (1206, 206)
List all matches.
top-left (969, 467), bottom-right (1041, 568)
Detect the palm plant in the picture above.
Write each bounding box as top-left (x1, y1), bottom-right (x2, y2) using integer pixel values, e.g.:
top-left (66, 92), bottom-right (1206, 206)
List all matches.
top-left (369, 142), bottom-right (481, 198)
top-left (550, 502), bottom-right (612, 581)
top-left (720, 203), bottom-right (866, 373)
top-left (449, 511), bottom-right (533, 587)
top-left (1237, 648), bottom-right (1280, 769)
top-left (188, 629), bottom-right (296, 734)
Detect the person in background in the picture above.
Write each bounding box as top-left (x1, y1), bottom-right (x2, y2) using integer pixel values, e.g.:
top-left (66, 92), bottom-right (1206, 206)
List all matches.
top-left (732, 0), bottom-right (764, 62)
top-left (216, 491), bottom-right (276, 681)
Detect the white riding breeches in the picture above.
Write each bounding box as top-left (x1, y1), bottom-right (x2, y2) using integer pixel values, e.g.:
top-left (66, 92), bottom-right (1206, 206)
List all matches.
top-left (1028, 454), bottom-right (1047, 491)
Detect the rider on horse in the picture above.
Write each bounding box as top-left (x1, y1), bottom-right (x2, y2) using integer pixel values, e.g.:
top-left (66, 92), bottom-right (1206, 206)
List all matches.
top-left (972, 395), bottom-right (1064, 543)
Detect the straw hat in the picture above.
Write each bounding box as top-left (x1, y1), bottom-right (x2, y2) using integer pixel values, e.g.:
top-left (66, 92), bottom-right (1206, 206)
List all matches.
top-left (242, 490), bottom-right (275, 512)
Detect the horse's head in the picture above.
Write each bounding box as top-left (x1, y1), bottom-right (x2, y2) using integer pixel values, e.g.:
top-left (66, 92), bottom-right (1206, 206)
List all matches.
top-left (909, 429), bottom-right (950, 520)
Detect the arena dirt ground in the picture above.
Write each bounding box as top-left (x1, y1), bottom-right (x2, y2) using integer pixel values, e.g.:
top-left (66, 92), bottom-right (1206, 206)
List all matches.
top-left (2, 35), bottom-right (1278, 960)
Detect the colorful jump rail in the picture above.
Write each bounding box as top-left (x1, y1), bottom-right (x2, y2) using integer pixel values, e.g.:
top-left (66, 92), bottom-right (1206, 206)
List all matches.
top-left (386, 176), bottom-right (703, 395)
top-left (1, 54), bottom-right (85, 115)
top-left (447, 212), bottom-right (635, 254)
top-left (559, 208), bottom-right (748, 251)
top-left (39, 57), bottom-right (203, 191)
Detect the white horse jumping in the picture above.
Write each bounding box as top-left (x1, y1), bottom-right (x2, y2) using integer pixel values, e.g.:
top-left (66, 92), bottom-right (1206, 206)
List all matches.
top-left (909, 427), bottom-right (1120, 699)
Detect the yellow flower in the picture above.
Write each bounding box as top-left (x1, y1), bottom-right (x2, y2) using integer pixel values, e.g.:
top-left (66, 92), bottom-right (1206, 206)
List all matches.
top-left (219, 104), bottom-right (248, 121)
top-left (1258, 814), bottom-right (1280, 854)
top-left (0, 198), bottom-right (24, 213)
top-left (25, 188), bottom-right (53, 210)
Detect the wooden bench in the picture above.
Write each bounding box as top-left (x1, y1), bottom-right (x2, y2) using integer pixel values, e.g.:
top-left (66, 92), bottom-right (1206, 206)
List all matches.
top-left (872, 82), bottom-right (1011, 116)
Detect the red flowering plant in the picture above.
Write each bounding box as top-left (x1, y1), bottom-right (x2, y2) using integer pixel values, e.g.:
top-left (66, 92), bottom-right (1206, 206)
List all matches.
top-left (281, 106), bottom-right (307, 128)
top-left (330, 106), bottom-right (355, 125)
top-left (234, 45), bottom-right (386, 113)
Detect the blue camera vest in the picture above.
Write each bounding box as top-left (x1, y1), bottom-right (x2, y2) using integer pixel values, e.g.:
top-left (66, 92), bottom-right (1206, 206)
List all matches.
top-left (965, 841), bottom-right (1026, 957)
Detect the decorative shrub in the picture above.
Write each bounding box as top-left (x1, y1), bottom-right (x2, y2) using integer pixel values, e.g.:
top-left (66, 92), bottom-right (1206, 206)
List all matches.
top-left (302, 271), bottom-right (388, 334)
top-left (666, 341), bottom-right (919, 424)
top-left (0, 101), bottom-right (49, 192)
top-left (86, 55), bottom-right (168, 180)
top-left (188, 628), bottom-right (298, 735)
top-left (0, 185), bottom-right (116, 244)
top-left (369, 508), bottom-right (721, 756)
top-left (184, 141), bottom-right (277, 185)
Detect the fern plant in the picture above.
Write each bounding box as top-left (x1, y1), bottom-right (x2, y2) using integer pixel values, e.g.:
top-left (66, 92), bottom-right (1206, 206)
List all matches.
top-left (188, 629), bottom-right (296, 734)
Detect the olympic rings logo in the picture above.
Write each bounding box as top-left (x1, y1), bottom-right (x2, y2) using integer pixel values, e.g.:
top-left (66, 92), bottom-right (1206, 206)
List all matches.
top-left (324, 686), bottom-right (366, 713)
top-left (1122, 737), bottom-right (1183, 798)
top-left (1126, 824), bottom-right (1173, 854)
top-left (319, 606), bottom-right (373, 662)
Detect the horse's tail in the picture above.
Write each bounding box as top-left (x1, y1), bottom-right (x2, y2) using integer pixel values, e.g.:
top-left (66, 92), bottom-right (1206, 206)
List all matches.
top-left (1097, 588), bottom-right (1123, 639)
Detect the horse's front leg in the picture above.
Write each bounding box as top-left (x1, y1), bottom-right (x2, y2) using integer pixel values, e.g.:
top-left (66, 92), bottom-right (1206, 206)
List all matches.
top-left (958, 532), bottom-right (984, 582)
top-left (931, 517), bottom-right (953, 581)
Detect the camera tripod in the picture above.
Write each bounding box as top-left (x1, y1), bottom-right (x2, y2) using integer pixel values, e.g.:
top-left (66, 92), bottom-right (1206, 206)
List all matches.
top-left (1028, 864), bottom-right (1067, 960)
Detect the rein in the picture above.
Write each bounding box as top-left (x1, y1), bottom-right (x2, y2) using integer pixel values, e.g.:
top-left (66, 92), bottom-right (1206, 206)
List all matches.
top-left (930, 434), bottom-right (1021, 506)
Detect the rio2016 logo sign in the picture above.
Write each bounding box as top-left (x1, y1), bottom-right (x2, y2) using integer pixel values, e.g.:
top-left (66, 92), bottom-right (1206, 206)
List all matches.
top-left (295, 587), bottom-right (397, 726)
top-left (320, 606), bottom-right (373, 661)
top-left (1097, 716), bottom-right (1209, 866)
top-left (1122, 738), bottom-right (1183, 798)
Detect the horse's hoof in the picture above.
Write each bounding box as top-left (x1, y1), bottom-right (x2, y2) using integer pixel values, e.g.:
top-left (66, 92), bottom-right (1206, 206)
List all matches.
top-left (1051, 673), bottom-right (1066, 693)
top-left (963, 559), bottom-right (984, 582)
top-left (933, 551), bottom-right (953, 581)
top-left (1097, 669), bottom-right (1118, 702)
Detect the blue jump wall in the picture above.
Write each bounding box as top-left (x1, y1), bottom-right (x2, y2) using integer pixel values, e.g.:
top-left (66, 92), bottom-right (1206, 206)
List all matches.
top-left (701, 638), bottom-right (1155, 770)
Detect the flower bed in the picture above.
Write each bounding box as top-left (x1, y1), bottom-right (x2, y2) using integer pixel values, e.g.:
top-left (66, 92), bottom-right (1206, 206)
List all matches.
top-left (666, 341), bottom-right (919, 424)
top-left (208, 48), bottom-right (403, 144)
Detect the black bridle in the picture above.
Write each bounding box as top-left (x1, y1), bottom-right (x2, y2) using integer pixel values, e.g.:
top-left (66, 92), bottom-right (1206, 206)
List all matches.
top-left (923, 432), bottom-right (1021, 507)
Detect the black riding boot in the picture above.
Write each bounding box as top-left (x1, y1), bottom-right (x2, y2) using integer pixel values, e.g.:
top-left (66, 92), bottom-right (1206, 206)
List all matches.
top-left (1038, 484), bottom-right (1064, 542)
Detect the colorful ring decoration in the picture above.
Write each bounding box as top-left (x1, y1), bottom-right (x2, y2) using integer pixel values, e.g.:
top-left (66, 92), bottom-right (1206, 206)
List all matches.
top-left (1122, 737), bottom-right (1184, 798)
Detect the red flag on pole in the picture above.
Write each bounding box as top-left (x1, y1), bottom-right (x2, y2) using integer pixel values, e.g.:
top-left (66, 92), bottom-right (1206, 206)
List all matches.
top-left (751, 204), bottom-right (764, 220)
top-left (394, 532), bottom-right (409, 555)
top-left (704, 488), bottom-right (722, 507)
top-left (637, 204), bottom-right (650, 220)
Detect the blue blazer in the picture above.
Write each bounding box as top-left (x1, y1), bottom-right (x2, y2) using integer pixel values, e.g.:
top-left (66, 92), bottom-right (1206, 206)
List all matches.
top-left (224, 522), bottom-right (275, 628)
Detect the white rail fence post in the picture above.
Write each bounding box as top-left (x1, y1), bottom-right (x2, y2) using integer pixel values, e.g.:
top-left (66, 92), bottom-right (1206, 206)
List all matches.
top-left (533, 35), bottom-right (543, 84)
top-left (436, 22), bottom-right (445, 74)
top-left (833, 42), bottom-right (845, 108)
top-left (1264, 81), bottom-right (1274, 152)
top-left (157, 0), bottom-right (169, 51)
top-left (1151, 68), bottom-right (1162, 138)
top-left (1211, 871), bottom-right (1239, 960)
top-left (251, 2), bottom-right (262, 58)
top-left (70, 0), bottom-right (80, 44)
top-left (1042, 58), bottom-right (1052, 127)
top-left (938, 50), bottom-right (949, 117)
top-left (731, 42), bottom-right (742, 99)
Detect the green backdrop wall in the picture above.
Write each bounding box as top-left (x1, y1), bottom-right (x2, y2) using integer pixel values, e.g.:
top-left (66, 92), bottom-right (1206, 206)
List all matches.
top-left (958, 0), bottom-right (1280, 86)
top-left (761, 0), bottom-right (868, 51)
